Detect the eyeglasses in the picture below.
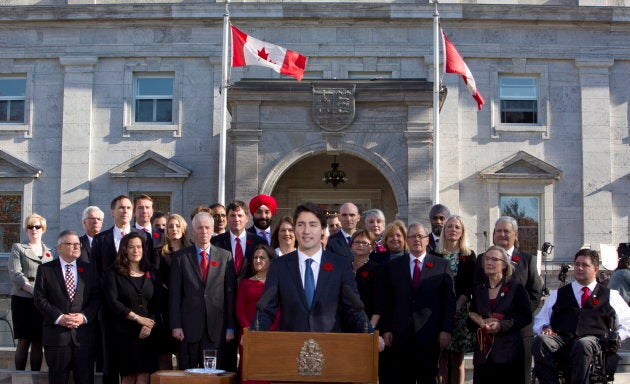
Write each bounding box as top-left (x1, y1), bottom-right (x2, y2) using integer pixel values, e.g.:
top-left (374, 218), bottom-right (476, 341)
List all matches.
top-left (351, 241), bottom-right (372, 247)
top-left (86, 217), bottom-right (103, 222)
top-left (485, 257), bottom-right (505, 263)
top-left (213, 214), bottom-right (226, 219)
top-left (408, 234), bottom-right (429, 240)
top-left (27, 225), bottom-right (42, 230)
top-left (61, 242), bottom-right (81, 247)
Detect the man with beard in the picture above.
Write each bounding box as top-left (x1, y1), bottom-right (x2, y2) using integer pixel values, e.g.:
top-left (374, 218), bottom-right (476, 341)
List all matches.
top-left (428, 204), bottom-right (450, 254)
top-left (246, 194), bottom-right (277, 246)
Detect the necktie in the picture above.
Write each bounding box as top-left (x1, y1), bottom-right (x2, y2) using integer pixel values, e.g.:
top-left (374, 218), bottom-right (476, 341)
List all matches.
top-left (581, 286), bottom-right (591, 307)
top-left (65, 264), bottom-right (75, 301)
top-left (346, 236), bottom-right (352, 245)
top-left (260, 231), bottom-right (270, 245)
top-left (412, 259), bottom-right (421, 290)
top-left (200, 251), bottom-right (209, 283)
top-left (304, 258), bottom-right (315, 308)
top-left (234, 238), bottom-right (244, 273)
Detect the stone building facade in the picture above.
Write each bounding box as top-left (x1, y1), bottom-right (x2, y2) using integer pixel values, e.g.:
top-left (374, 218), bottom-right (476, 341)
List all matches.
top-left (0, 0), bottom-right (628, 267)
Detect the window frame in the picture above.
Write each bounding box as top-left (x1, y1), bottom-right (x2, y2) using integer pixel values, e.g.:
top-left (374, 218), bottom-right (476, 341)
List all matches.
top-left (499, 76), bottom-right (539, 125)
top-left (499, 194), bottom-right (541, 255)
top-left (0, 193), bottom-right (23, 254)
top-left (0, 67), bottom-right (34, 137)
top-left (133, 76), bottom-right (174, 124)
top-left (123, 64), bottom-right (182, 137)
top-left (0, 77), bottom-right (27, 124)
top-left (490, 63), bottom-right (549, 139)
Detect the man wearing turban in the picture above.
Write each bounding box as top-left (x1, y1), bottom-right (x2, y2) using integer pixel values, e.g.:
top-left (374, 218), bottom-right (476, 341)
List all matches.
top-left (247, 194), bottom-right (278, 246)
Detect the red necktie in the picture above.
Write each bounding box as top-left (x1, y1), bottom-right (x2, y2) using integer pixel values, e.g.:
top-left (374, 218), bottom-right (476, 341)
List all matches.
top-left (234, 238), bottom-right (244, 273)
top-left (200, 251), bottom-right (209, 283)
top-left (581, 286), bottom-right (591, 307)
top-left (412, 259), bottom-right (421, 289)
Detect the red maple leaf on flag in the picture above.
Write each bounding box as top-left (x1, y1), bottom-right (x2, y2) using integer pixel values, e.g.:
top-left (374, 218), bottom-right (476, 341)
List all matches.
top-left (257, 47), bottom-right (269, 61)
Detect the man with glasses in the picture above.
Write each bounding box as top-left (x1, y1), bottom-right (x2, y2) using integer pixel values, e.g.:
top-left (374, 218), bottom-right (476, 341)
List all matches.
top-left (533, 249), bottom-right (630, 384)
top-left (79, 206), bottom-right (104, 264)
top-left (209, 203), bottom-right (227, 236)
top-left (381, 223), bottom-right (455, 384)
top-left (34, 230), bottom-right (101, 384)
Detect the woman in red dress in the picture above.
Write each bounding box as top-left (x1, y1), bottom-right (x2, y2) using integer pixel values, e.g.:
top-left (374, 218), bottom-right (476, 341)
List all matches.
top-left (236, 244), bottom-right (280, 383)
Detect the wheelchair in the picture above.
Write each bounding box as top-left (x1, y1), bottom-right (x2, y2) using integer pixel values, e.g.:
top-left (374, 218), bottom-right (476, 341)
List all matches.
top-left (533, 332), bottom-right (621, 384)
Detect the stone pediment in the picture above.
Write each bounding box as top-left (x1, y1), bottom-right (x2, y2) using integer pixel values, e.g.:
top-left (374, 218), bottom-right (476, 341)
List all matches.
top-left (0, 150), bottom-right (42, 178)
top-left (480, 151), bottom-right (562, 180)
top-left (109, 150), bottom-right (190, 179)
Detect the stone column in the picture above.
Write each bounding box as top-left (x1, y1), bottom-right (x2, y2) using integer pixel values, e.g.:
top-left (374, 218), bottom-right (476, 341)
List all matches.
top-left (59, 57), bottom-right (97, 230)
top-left (404, 123), bottom-right (433, 224)
top-left (576, 58), bottom-right (614, 249)
top-left (228, 126), bottom-right (262, 202)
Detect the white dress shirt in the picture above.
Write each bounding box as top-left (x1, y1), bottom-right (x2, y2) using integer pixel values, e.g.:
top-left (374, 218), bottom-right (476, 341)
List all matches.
top-left (298, 248), bottom-right (322, 288)
top-left (409, 252), bottom-right (427, 278)
top-left (533, 280), bottom-right (630, 341)
top-left (230, 230), bottom-right (248, 256)
top-left (113, 226), bottom-right (130, 252)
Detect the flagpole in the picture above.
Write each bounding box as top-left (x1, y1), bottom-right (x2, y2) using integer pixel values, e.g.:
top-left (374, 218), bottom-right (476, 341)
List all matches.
top-left (218, 0), bottom-right (230, 205)
top-left (432, 0), bottom-right (440, 205)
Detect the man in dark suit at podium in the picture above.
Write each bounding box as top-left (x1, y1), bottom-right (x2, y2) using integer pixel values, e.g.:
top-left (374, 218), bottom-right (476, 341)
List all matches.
top-left (255, 202), bottom-right (370, 334)
top-left (34, 230), bottom-right (101, 384)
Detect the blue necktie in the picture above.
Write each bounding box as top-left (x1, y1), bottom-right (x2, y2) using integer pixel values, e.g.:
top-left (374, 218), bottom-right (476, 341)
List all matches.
top-left (304, 258), bottom-right (315, 308)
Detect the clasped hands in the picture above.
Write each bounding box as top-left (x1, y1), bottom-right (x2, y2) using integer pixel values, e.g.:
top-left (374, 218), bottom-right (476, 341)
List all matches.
top-left (136, 316), bottom-right (155, 339)
top-left (60, 313), bottom-right (85, 329)
top-left (483, 317), bottom-right (502, 334)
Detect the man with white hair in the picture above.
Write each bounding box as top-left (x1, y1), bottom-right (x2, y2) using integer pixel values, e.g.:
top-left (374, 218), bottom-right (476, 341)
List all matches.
top-left (79, 206), bottom-right (104, 264)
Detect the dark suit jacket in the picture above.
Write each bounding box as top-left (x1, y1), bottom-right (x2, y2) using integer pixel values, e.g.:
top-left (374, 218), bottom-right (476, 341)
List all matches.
top-left (33, 258), bottom-right (101, 347)
top-left (474, 248), bottom-right (543, 312)
top-left (326, 231), bottom-right (353, 260)
top-left (79, 234), bottom-right (92, 264)
top-left (246, 225), bottom-right (271, 245)
top-left (468, 279), bottom-right (532, 365)
top-left (91, 227), bottom-right (153, 277)
top-left (211, 231), bottom-right (266, 280)
top-left (383, 253), bottom-right (456, 349)
top-left (256, 250), bottom-right (370, 333)
top-left (169, 245), bottom-right (236, 344)
top-left (428, 235), bottom-right (438, 254)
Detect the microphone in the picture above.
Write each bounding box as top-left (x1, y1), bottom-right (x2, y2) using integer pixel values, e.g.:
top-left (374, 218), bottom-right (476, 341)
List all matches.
top-left (254, 285), bottom-right (278, 331)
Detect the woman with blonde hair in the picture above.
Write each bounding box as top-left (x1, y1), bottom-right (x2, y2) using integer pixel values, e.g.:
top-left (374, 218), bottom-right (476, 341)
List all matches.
top-left (437, 215), bottom-right (476, 384)
top-left (9, 214), bottom-right (53, 371)
top-left (370, 219), bottom-right (409, 265)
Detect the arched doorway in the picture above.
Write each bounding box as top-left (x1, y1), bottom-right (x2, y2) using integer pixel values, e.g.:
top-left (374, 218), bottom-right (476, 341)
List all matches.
top-left (270, 153), bottom-right (398, 224)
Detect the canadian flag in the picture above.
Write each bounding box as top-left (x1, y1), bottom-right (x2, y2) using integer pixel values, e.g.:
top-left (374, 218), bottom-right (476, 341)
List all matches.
top-left (231, 25), bottom-right (308, 81)
top-left (442, 30), bottom-right (485, 110)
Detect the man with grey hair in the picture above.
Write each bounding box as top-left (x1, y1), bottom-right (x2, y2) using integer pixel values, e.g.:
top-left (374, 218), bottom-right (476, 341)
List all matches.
top-left (170, 211), bottom-right (236, 370)
top-left (382, 223), bottom-right (456, 383)
top-left (475, 215), bottom-right (543, 384)
top-left (79, 206), bottom-right (104, 264)
top-left (428, 204), bottom-right (450, 253)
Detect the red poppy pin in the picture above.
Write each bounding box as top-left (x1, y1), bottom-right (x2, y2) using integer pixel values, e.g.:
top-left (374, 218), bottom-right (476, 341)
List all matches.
top-left (152, 232), bottom-right (160, 239)
top-left (323, 262), bottom-right (333, 272)
top-left (246, 240), bottom-right (253, 245)
top-left (425, 262), bottom-right (434, 268)
top-left (144, 271), bottom-right (152, 279)
top-left (458, 255), bottom-right (468, 262)
top-left (77, 266), bottom-right (84, 273)
top-left (45, 252), bottom-right (52, 258)
top-left (360, 271), bottom-right (369, 278)
top-left (512, 255), bottom-right (520, 262)
top-left (592, 298), bottom-right (600, 306)
top-left (500, 285), bottom-right (509, 297)
top-left (211, 260), bottom-right (218, 267)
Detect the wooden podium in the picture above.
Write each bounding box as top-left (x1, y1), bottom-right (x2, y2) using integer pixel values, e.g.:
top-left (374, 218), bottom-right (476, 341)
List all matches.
top-left (241, 329), bottom-right (379, 383)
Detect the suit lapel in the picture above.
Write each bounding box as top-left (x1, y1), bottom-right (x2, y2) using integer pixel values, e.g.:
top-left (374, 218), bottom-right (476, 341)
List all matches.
top-left (23, 244), bottom-right (42, 263)
top-left (312, 253), bottom-right (333, 306)
top-left (205, 246), bottom-right (222, 288)
top-left (185, 247), bottom-right (203, 283)
top-left (286, 252), bottom-right (309, 309)
top-left (52, 260), bottom-right (71, 302)
top-left (74, 260), bottom-right (87, 305)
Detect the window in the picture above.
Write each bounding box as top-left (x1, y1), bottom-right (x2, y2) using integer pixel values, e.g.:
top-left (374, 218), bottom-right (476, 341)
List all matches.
top-left (134, 76), bottom-right (173, 123)
top-left (500, 195), bottom-right (540, 255)
top-left (499, 76), bottom-right (538, 124)
top-left (0, 194), bottom-right (22, 252)
top-left (0, 78), bottom-right (26, 123)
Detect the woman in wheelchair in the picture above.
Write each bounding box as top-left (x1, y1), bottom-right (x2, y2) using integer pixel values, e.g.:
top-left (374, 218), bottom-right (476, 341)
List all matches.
top-left (532, 249), bottom-right (630, 384)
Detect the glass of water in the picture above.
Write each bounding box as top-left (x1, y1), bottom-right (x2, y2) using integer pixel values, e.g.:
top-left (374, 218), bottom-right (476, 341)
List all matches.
top-left (203, 349), bottom-right (217, 371)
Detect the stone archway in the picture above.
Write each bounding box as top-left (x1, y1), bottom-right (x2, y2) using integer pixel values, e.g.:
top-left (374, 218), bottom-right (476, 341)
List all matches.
top-left (266, 151), bottom-right (401, 223)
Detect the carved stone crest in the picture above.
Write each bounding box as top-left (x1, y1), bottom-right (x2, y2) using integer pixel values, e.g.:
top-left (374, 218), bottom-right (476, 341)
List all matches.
top-left (312, 85), bottom-right (356, 132)
top-left (296, 338), bottom-right (324, 376)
